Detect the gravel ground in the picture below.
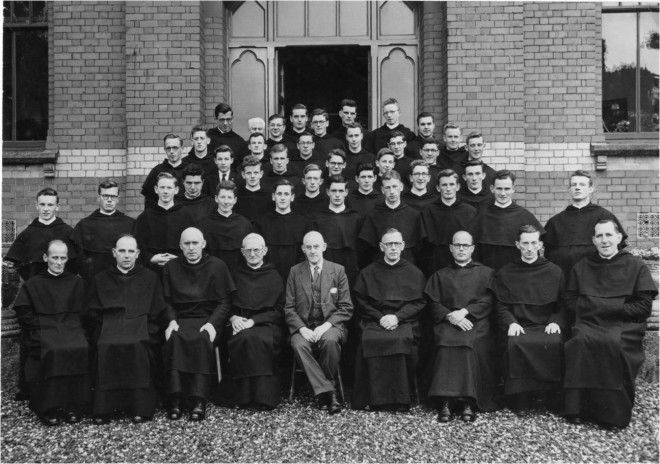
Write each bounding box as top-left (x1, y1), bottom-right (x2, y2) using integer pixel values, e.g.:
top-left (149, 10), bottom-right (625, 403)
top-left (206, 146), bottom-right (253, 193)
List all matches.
top-left (1, 341), bottom-right (658, 463)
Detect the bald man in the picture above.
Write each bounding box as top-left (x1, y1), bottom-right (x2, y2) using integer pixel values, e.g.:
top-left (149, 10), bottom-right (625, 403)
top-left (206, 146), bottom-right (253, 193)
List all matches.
top-left (162, 228), bottom-right (236, 421)
top-left (227, 233), bottom-right (286, 409)
top-left (284, 231), bottom-right (353, 414)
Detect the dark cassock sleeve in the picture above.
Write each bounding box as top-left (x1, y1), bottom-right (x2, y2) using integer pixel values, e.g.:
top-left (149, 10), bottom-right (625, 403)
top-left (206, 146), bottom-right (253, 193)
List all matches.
top-left (394, 298), bottom-right (426, 322)
top-left (13, 284), bottom-right (40, 331)
top-left (230, 264), bottom-right (285, 326)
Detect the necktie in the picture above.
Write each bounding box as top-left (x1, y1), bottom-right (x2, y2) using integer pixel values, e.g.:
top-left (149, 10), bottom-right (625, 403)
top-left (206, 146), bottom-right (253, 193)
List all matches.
top-left (313, 265), bottom-right (319, 283)
top-left (222, 174), bottom-right (226, 182)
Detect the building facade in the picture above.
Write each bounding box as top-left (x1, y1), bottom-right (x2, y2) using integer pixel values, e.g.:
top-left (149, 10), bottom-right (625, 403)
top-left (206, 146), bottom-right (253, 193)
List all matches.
top-left (2, 1), bottom-right (658, 249)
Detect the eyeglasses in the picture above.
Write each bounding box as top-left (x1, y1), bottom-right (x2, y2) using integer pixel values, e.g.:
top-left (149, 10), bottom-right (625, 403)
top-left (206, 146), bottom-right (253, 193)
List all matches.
top-left (217, 118), bottom-right (233, 123)
top-left (303, 244), bottom-right (323, 251)
top-left (298, 141), bottom-right (314, 145)
top-left (165, 146), bottom-right (181, 152)
top-left (381, 242), bottom-right (403, 249)
top-left (100, 194), bottom-right (118, 200)
top-left (311, 120), bottom-right (326, 125)
top-left (389, 141), bottom-right (405, 146)
top-left (451, 243), bottom-right (474, 250)
top-left (242, 247), bottom-right (264, 255)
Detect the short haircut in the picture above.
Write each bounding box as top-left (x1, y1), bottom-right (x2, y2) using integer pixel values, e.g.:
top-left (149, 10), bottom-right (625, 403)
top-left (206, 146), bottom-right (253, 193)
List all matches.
top-left (215, 103), bottom-right (233, 118)
top-left (465, 131), bottom-right (483, 145)
top-left (417, 111), bottom-right (434, 124)
top-left (377, 148), bottom-right (395, 160)
top-left (163, 133), bottom-right (183, 146)
top-left (327, 174), bottom-right (348, 187)
top-left (345, 122), bottom-right (364, 133)
top-left (388, 130), bottom-right (405, 142)
top-left (421, 137), bottom-right (440, 148)
top-left (270, 144), bottom-right (288, 156)
top-left (273, 179), bottom-right (294, 192)
top-left (36, 187), bottom-right (59, 202)
top-left (248, 117), bottom-right (264, 127)
top-left (114, 233), bottom-right (138, 248)
top-left (297, 131), bottom-right (314, 142)
top-left (241, 155), bottom-right (263, 171)
top-left (464, 160), bottom-right (485, 172)
top-left (98, 180), bottom-right (119, 194)
top-left (340, 99), bottom-right (357, 109)
top-left (214, 145), bottom-right (234, 157)
top-left (570, 169), bottom-right (593, 186)
top-left (327, 148), bottom-right (346, 162)
top-left (216, 180), bottom-right (237, 196)
top-left (182, 163), bottom-right (205, 180)
top-left (443, 122), bottom-right (462, 134)
top-left (268, 113), bottom-right (285, 124)
top-left (517, 224), bottom-right (540, 239)
top-left (156, 172), bottom-right (177, 186)
top-left (381, 171), bottom-right (402, 183)
top-left (381, 227), bottom-right (402, 242)
top-left (190, 125), bottom-right (207, 137)
top-left (493, 169), bottom-right (516, 184)
top-left (248, 132), bottom-right (265, 143)
top-left (382, 97), bottom-right (399, 109)
top-left (291, 103), bottom-right (308, 114)
top-left (355, 162), bottom-right (376, 176)
top-left (303, 164), bottom-right (322, 176)
top-left (311, 108), bottom-right (329, 121)
top-left (46, 239), bottom-right (68, 255)
top-left (594, 218), bottom-right (621, 235)
top-left (409, 160), bottom-right (429, 176)
top-left (437, 169), bottom-right (459, 186)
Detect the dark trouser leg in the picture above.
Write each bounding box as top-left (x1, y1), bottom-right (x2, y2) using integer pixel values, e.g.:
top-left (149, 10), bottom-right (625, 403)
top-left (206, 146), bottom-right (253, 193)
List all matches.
top-left (291, 332), bottom-right (335, 396)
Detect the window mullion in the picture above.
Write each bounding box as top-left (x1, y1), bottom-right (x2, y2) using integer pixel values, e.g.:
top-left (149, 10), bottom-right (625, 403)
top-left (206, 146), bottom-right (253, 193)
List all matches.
top-left (635, 11), bottom-right (641, 133)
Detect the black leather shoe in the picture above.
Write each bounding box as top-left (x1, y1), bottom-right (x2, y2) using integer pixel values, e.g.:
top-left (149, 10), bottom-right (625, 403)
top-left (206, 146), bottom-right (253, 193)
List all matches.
top-left (328, 391), bottom-right (341, 415)
top-left (317, 393), bottom-right (329, 410)
top-left (63, 409), bottom-right (81, 424)
top-left (461, 403), bottom-right (476, 422)
top-left (92, 415), bottom-right (110, 425)
top-left (132, 415), bottom-right (149, 424)
top-left (437, 401), bottom-right (451, 423)
top-left (190, 399), bottom-right (207, 421)
top-left (41, 410), bottom-right (61, 427)
top-left (168, 397), bottom-right (182, 420)
top-left (567, 415), bottom-right (582, 425)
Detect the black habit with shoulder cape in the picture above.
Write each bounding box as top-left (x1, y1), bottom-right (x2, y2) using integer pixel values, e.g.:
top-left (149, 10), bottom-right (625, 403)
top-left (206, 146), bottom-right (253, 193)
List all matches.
top-left (71, 210), bottom-right (136, 281)
top-left (564, 251), bottom-right (657, 427)
top-left (469, 201), bottom-right (545, 270)
top-left (352, 259), bottom-right (426, 408)
top-left (195, 211), bottom-right (253, 271)
top-left (13, 271), bottom-right (90, 414)
top-left (543, 203), bottom-right (627, 277)
top-left (162, 255), bottom-right (235, 398)
top-left (425, 261), bottom-right (499, 411)
top-left (253, 211), bottom-right (310, 281)
top-left (228, 263), bottom-right (285, 408)
top-left (87, 264), bottom-right (166, 416)
top-left (313, 208), bottom-right (363, 285)
top-left (490, 258), bottom-right (565, 395)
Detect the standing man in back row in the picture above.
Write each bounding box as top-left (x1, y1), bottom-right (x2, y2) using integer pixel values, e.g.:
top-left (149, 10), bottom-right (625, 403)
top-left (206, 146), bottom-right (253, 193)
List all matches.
top-left (364, 98), bottom-right (414, 154)
top-left (208, 103), bottom-right (248, 162)
top-left (330, 99), bottom-right (358, 148)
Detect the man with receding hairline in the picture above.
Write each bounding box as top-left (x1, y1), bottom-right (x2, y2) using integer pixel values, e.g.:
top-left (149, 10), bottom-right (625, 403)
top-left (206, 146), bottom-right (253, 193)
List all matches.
top-left (284, 231), bottom-right (353, 414)
top-left (162, 227), bottom-right (236, 421)
top-left (14, 240), bottom-right (90, 426)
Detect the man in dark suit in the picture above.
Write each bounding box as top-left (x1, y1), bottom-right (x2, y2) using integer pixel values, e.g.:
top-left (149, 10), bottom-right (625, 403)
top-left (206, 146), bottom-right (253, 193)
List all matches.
top-left (284, 231), bottom-right (353, 414)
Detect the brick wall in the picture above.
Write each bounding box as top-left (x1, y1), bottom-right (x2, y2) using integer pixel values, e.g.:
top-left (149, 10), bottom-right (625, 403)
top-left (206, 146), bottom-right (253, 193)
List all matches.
top-left (419, 2), bottom-right (447, 125)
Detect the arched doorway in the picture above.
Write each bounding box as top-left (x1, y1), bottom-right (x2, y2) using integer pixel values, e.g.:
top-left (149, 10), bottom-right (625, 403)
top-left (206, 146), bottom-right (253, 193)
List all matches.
top-left (226, 1), bottom-right (419, 138)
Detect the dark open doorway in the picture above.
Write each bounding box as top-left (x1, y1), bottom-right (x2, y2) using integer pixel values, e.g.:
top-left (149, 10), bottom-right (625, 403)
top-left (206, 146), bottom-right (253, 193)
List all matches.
top-left (278, 45), bottom-right (370, 133)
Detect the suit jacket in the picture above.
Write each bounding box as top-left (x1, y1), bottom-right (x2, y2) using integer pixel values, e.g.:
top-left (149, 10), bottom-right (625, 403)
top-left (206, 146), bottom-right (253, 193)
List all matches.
top-left (284, 260), bottom-right (353, 334)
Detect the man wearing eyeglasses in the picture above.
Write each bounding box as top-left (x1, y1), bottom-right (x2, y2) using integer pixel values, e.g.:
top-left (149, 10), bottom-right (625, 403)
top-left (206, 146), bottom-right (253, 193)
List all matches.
top-left (388, 130), bottom-right (413, 186)
top-left (72, 180), bottom-right (136, 281)
top-left (284, 231), bottom-right (353, 415)
top-left (264, 114), bottom-right (298, 159)
top-left (402, 160), bottom-right (438, 212)
top-left (309, 108), bottom-right (344, 159)
top-left (288, 132), bottom-right (320, 178)
top-left (208, 103), bottom-right (248, 162)
top-left (227, 233), bottom-right (286, 410)
top-left (141, 134), bottom-right (189, 207)
top-left (352, 228), bottom-right (426, 411)
top-left (425, 230), bottom-right (498, 423)
top-left (364, 98), bottom-right (414, 154)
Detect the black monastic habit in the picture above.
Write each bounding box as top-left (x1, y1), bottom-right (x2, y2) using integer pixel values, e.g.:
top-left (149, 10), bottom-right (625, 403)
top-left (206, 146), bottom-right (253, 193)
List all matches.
top-left (234, 186), bottom-right (273, 224)
top-left (313, 208), bottom-right (363, 285)
top-left (195, 210), bottom-right (253, 271)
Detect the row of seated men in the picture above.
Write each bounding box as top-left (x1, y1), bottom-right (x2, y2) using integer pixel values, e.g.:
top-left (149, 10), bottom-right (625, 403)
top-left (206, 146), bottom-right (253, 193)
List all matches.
top-left (8, 221), bottom-right (656, 431)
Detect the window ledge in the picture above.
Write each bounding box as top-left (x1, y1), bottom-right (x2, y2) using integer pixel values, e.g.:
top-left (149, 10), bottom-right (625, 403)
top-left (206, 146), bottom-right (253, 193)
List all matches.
top-left (590, 142), bottom-right (659, 170)
top-left (2, 149), bottom-right (59, 178)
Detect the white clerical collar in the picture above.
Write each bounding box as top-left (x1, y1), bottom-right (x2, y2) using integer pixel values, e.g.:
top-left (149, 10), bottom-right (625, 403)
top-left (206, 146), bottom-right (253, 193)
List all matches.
top-left (384, 258), bottom-right (401, 266)
top-left (185, 193), bottom-right (200, 200)
top-left (386, 200), bottom-right (401, 209)
top-left (329, 205), bottom-right (346, 213)
top-left (521, 256), bottom-right (538, 264)
top-left (411, 188), bottom-right (427, 196)
top-left (245, 185), bottom-right (260, 192)
top-left (247, 262), bottom-right (263, 269)
top-left (194, 151), bottom-right (208, 159)
top-left (117, 264), bottom-right (135, 274)
top-left (47, 269), bottom-right (64, 276)
top-left (572, 201), bottom-right (590, 209)
top-left (158, 201), bottom-right (175, 210)
top-left (217, 210), bottom-right (232, 217)
top-left (99, 209), bottom-right (115, 216)
top-left (309, 260), bottom-right (324, 274)
top-left (468, 186), bottom-right (482, 194)
top-left (455, 260), bottom-right (471, 267)
top-left (275, 209), bottom-right (291, 215)
top-left (305, 191), bottom-right (320, 198)
top-left (599, 251), bottom-right (618, 260)
top-left (38, 217), bottom-right (57, 225)
top-left (358, 188), bottom-right (373, 195)
top-left (441, 198), bottom-right (456, 206)
top-left (495, 200), bottom-right (512, 208)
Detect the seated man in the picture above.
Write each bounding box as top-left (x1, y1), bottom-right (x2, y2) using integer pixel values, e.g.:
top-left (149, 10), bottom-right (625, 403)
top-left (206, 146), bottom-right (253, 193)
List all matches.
top-left (425, 231), bottom-right (499, 423)
top-left (352, 228), bottom-right (426, 411)
top-left (162, 227), bottom-right (236, 421)
top-left (284, 231), bottom-right (353, 415)
top-left (87, 234), bottom-right (166, 424)
top-left (489, 225), bottom-right (566, 414)
top-left (228, 233), bottom-right (285, 410)
top-left (13, 240), bottom-right (90, 426)
top-left (563, 220), bottom-right (657, 428)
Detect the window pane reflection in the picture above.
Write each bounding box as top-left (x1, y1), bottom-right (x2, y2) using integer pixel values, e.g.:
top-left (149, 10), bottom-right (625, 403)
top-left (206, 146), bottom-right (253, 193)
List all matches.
top-left (639, 12), bottom-right (659, 132)
top-left (15, 30), bottom-right (48, 140)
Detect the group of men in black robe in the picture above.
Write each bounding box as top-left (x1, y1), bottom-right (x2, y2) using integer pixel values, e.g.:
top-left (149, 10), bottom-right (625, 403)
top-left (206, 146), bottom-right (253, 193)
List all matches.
top-left (5, 98), bottom-right (657, 430)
